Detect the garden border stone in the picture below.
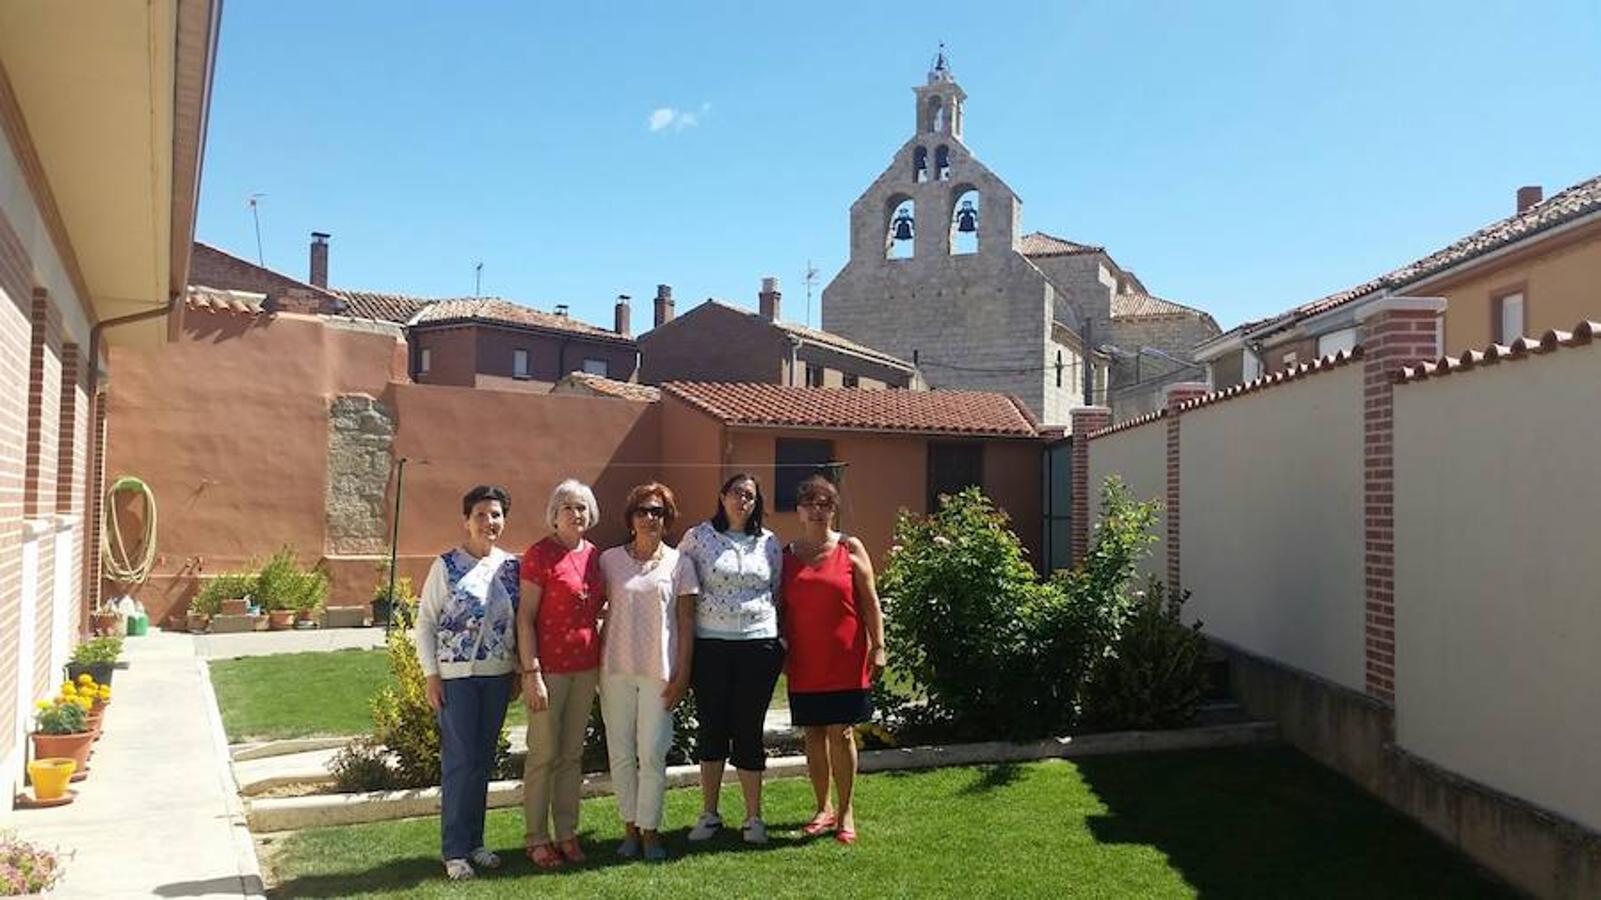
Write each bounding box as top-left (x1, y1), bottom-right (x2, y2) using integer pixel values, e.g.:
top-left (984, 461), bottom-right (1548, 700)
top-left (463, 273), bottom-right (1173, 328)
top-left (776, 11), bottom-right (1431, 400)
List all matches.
top-left (246, 720), bottom-right (1278, 833)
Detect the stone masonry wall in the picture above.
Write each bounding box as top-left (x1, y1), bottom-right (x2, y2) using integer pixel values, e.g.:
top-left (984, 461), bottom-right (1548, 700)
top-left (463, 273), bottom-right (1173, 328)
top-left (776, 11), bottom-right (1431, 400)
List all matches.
top-left (325, 394), bottom-right (394, 555)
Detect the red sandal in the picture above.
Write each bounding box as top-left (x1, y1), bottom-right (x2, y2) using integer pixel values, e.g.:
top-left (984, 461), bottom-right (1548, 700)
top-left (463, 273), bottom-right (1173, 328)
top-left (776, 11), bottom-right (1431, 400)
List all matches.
top-left (801, 811), bottom-right (837, 837)
top-left (527, 842), bottom-right (563, 870)
top-left (556, 837), bottom-right (586, 864)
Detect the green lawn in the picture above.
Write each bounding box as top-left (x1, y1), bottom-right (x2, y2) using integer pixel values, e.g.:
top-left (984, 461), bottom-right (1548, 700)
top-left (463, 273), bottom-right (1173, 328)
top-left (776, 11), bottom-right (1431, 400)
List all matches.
top-left (210, 650), bottom-right (791, 743)
top-left (264, 748), bottom-right (1513, 898)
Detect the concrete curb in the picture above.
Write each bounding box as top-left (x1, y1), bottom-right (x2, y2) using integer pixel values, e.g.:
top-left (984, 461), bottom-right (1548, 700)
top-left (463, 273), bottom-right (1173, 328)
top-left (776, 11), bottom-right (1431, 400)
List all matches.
top-left (197, 656), bottom-right (269, 898)
top-left (246, 720), bottom-right (1278, 833)
top-left (231, 737), bottom-right (350, 762)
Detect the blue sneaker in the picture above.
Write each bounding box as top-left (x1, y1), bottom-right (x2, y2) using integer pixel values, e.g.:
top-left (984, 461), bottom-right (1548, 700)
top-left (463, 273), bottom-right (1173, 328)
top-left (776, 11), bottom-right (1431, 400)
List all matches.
top-left (617, 834), bottom-right (641, 859)
top-left (643, 842), bottom-right (668, 862)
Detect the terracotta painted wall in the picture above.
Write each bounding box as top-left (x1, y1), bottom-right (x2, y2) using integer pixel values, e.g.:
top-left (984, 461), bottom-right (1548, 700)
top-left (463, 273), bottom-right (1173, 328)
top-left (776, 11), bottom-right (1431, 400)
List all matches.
top-left (104, 312), bottom-right (407, 623)
top-left (657, 394), bottom-right (724, 542)
top-left (384, 384), bottom-right (660, 593)
top-left (1430, 222), bottom-right (1601, 353)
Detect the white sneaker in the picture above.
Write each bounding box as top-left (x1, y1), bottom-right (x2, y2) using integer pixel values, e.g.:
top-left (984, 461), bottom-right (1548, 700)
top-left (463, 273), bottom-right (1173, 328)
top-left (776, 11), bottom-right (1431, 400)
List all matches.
top-left (742, 817), bottom-right (769, 845)
top-left (443, 858), bottom-right (475, 880)
top-left (468, 847), bottom-right (502, 870)
top-left (687, 811), bottom-right (723, 842)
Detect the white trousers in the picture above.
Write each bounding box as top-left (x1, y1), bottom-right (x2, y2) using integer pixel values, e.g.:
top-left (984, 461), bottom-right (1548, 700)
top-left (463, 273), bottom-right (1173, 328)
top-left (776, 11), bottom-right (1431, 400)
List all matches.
top-left (599, 672), bottom-right (674, 830)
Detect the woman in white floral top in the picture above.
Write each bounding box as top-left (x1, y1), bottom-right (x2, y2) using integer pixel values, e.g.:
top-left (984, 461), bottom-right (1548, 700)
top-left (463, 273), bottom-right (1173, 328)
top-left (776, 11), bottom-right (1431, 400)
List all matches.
top-left (677, 474), bottom-right (785, 845)
top-left (414, 485), bottom-right (520, 882)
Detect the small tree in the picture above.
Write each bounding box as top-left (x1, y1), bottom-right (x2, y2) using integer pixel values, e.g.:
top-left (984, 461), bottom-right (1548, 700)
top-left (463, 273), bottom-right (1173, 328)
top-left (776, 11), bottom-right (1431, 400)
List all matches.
top-left (1082, 578), bottom-right (1208, 730)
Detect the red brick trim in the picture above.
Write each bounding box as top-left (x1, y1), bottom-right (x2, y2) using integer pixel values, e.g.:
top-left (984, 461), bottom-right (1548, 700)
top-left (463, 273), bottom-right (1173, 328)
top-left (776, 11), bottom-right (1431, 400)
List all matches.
top-left (23, 290), bottom-right (48, 517)
top-left (1068, 406), bottom-right (1111, 565)
top-left (55, 343), bottom-right (79, 512)
top-left (1162, 383), bottom-right (1210, 592)
top-left (1359, 308), bottom-right (1440, 706)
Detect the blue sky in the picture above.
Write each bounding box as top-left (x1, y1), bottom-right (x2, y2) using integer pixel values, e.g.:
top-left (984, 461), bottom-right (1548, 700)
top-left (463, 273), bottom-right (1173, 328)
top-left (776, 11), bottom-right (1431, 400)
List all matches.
top-left (196, 1), bottom-right (1601, 331)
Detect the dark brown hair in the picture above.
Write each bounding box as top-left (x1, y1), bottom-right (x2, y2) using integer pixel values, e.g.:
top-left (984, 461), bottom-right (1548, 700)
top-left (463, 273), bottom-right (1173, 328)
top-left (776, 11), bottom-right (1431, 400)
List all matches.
top-left (795, 473), bottom-right (838, 507)
top-left (711, 473), bottom-right (765, 535)
top-left (623, 482), bottom-right (678, 532)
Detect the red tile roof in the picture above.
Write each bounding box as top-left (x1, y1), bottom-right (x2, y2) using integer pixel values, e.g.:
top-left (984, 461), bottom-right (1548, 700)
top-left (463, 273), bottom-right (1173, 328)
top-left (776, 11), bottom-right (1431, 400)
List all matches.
top-left (185, 285), bottom-right (265, 316)
top-left (1173, 347), bottom-right (1364, 416)
top-left (1218, 172), bottom-right (1601, 341)
top-left (1019, 231), bottom-right (1104, 257)
top-left (556, 371), bottom-right (661, 401)
top-left (335, 291), bottom-right (632, 343)
top-left (1090, 408), bottom-right (1168, 439)
top-left (1398, 320), bottom-right (1599, 383)
top-left (662, 382), bottom-right (1038, 437)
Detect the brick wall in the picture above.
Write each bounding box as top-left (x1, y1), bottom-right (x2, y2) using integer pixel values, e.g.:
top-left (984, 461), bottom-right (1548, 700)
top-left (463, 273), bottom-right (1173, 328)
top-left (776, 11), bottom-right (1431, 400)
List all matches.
top-left (1356, 300), bottom-right (1442, 705)
top-left (639, 304), bottom-right (788, 385)
top-left (1163, 383), bottom-right (1210, 591)
top-left (189, 242), bottom-right (340, 314)
top-left (1067, 405), bottom-right (1111, 563)
top-left (0, 210), bottom-right (33, 770)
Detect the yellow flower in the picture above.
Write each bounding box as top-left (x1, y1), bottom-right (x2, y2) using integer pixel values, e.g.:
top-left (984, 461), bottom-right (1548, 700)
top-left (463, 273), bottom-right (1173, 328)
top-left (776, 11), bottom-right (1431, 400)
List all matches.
top-left (76, 673), bottom-right (94, 686)
top-left (34, 700), bottom-right (50, 710)
top-left (59, 682), bottom-right (75, 696)
top-left (76, 697), bottom-right (93, 711)
top-left (97, 687), bottom-right (111, 701)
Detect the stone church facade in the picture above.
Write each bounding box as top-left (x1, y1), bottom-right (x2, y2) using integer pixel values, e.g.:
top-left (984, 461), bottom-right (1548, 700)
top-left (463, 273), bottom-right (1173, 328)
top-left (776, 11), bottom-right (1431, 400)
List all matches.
top-left (822, 53), bottom-right (1219, 426)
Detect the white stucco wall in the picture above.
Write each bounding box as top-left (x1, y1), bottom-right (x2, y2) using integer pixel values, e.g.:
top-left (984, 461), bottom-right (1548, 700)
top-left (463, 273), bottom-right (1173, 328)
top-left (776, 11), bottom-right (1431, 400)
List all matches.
top-left (1179, 365), bottom-right (1366, 690)
top-left (1394, 345), bottom-right (1601, 833)
top-left (1086, 419), bottom-right (1167, 584)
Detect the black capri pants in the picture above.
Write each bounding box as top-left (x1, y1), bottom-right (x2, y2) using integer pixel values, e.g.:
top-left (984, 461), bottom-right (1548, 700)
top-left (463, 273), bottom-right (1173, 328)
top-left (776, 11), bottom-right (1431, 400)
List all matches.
top-left (692, 637), bottom-right (785, 771)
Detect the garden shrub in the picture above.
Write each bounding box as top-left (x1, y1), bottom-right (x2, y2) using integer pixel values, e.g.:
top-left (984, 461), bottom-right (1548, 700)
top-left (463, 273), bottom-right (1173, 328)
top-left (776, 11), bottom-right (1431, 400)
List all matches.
top-left (328, 736), bottom-right (395, 792)
top-left (368, 609), bottom-right (510, 789)
top-left (1081, 577), bottom-right (1208, 730)
top-left (880, 479), bottom-right (1162, 740)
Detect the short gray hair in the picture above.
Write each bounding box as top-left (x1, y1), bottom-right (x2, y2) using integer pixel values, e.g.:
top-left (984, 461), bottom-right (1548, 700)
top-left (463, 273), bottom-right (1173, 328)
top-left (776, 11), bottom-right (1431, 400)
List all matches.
top-left (546, 479), bottom-right (599, 529)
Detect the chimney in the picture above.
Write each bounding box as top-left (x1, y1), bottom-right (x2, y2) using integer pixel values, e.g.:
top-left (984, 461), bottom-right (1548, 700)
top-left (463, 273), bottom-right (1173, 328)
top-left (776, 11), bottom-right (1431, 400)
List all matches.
top-left (614, 294), bottom-right (632, 336)
top-left (1516, 185), bottom-right (1543, 213)
top-left (554, 303), bottom-right (569, 317)
top-left (308, 231), bottom-right (330, 287)
top-left (653, 284), bottom-right (674, 328)
top-left (758, 275), bottom-right (781, 322)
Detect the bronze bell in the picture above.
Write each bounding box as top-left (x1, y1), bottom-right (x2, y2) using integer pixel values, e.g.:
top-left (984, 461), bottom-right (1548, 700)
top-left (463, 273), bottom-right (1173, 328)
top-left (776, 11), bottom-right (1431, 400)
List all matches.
top-left (956, 200), bottom-right (978, 233)
top-left (892, 211), bottom-right (915, 241)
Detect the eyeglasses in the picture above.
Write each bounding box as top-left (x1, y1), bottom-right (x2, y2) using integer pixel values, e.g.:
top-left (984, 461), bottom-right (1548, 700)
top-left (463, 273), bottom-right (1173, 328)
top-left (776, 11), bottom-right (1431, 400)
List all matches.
top-left (726, 489), bottom-right (757, 502)
top-left (798, 497), bottom-right (836, 510)
top-left (632, 506), bottom-right (667, 520)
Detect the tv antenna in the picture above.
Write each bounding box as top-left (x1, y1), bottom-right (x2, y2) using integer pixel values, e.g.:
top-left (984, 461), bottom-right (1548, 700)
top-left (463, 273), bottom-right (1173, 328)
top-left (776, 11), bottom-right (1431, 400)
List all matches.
top-left (803, 259), bottom-right (820, 328)
top-left (246, 193), bottom-right (267, 265)
top-left (474, 261), bottom-right (483, 297)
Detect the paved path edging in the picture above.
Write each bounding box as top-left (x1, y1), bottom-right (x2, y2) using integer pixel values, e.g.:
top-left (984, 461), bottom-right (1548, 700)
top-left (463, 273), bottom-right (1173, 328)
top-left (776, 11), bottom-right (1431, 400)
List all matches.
top-left (247, 720), bottom-right (1278, 833)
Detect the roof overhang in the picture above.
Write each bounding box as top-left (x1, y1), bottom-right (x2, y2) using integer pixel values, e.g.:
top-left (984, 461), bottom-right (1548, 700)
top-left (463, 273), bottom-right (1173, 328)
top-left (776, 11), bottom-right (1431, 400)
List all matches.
top-left (0, 0), bottom-right (221, 347)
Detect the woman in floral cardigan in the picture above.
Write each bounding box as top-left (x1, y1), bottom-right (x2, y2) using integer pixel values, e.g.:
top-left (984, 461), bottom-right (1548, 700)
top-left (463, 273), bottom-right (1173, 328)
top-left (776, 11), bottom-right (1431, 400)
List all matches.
top-left (415, 484), bottom-right (521, 881)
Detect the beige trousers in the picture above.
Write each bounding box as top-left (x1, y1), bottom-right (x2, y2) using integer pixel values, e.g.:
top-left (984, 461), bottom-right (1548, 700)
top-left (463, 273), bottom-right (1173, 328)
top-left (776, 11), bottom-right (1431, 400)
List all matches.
top-left (521, 667), bottom-right (600, 843)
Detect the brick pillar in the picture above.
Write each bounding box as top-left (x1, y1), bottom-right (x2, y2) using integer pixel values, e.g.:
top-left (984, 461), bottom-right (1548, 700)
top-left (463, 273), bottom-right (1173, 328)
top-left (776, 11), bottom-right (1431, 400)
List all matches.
top-left (1355, 297), bottom-right (1444, 705)
top-left (55, 343), bottom-right (79, 512)
top-left (1068, 405), bottom-right (1112, 565)
top-left (84, 388), bottom-right (108, 624)
top-left (1163, 382), bottom-right (1211, 593)
top-left (23, 289), bottom-right (54, 518)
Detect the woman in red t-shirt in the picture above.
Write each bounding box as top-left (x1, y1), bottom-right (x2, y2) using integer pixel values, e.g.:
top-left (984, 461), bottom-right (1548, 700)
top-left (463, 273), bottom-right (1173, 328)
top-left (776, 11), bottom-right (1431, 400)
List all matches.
top-left (516, 479), bottom-right (605, 869)
top-left (781, 474), bottom-right (887, 845)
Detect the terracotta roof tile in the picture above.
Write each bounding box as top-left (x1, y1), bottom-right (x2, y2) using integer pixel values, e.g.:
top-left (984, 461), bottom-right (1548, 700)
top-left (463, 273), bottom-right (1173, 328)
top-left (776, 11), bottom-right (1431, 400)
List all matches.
top-left (555, 371), bottom-right (661, 401)
top-left (1019, 231), bottom-right (1104, 257)
top-left (1089, 408), bottom-right (1168, 439)
top-left (662, 382), bottom-right (1037, 437)
top-left (1398, 320), bottom-right (1599, 383)
top-left (1111, 291), bottom-right (1215, 326)
top-left (333, 290), bottom-right (431, 323)
top-left (185, 285), bottom-right (265, 316)
top-left (335, 290), bottom-right (632, 343)
top-left (1220, 172), bottom-right (1601, 340)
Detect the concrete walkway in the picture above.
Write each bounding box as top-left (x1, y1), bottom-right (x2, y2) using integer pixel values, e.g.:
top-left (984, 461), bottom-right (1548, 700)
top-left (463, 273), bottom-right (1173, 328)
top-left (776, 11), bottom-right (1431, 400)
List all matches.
top-left (14, 630), bottom-right (263, 898)
top-left (195, 626), bottom-right (386, 660)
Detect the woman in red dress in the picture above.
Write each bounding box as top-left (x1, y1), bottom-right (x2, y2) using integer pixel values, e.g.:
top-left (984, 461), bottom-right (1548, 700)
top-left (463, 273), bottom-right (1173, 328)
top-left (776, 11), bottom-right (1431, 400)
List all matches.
top-left (781, 474), bottom-right (887, 845)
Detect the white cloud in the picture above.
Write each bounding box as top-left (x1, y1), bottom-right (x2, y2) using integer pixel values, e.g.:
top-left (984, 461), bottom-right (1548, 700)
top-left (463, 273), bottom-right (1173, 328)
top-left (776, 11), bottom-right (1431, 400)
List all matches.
top-left (646, 102), bottom-right (712, 133)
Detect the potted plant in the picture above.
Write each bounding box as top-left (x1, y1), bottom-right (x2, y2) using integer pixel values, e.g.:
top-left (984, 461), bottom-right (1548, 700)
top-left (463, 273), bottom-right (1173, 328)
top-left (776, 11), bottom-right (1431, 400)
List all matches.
top-left (75, 674), bottom-right (110, 738)
top-left (370, 562), bottom-right (413, 627)
top-left (66, 637), bottom-right (121, 686)
top-left (90, 603), bottom-right (122, 637)
top-left (31, 687), bottom-right (95, 781)
top-left (25, 757), bottom-right (76, 803)
top-left (188, 574), bottom-right (232, 632)
top-left (293, 565), bottom-right (330, 627)
top-left (255, 547), bottom-right (302, 630)
top-left (215, 569), bottom-right (256, 617)
top-left (0, 832), bottom-right (65, 889)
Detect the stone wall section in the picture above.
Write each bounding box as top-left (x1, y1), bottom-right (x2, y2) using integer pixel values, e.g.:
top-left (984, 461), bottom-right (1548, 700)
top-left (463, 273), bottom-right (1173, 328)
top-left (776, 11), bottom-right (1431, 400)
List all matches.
top-left (325, 394), bottom-right (394, 556)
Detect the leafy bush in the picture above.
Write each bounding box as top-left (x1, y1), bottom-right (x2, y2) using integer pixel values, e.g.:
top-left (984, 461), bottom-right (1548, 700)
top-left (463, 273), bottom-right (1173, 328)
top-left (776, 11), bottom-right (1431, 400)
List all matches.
top-left (1082, 578), bottom-right (1207, 730)
top-left (70, 636), bottom-right (122, 666)
top-left (369, 615), bottom-right (510, 789)
top-left (0, 831), bottom-right (63, 896)
top-left (328, 737), bottom-right (396, 792)
top-left (880, 480), bottom-right (1161, 740)
top-left (34, 696), bottom-right (89, 735)
top-left (254, 547), bottom-right (300, 612)
top-left (191, 571), bottom-right (256, 616)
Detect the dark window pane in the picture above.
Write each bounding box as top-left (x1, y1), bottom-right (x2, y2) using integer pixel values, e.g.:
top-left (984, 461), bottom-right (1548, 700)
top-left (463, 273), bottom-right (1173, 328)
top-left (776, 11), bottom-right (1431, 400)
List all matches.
top-left (775, 438), bottom-right (834, 511)
top-left (927, 442), bottom-right (984, 512)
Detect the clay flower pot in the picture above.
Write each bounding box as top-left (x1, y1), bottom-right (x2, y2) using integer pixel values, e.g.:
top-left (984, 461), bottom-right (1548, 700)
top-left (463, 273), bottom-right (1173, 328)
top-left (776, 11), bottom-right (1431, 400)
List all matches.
top-left (86, 707), bottom-right (105, 739)
top-left (31, 731), bottom-right (93, 780)
top-left (27, 758), bottom-right (76, 801)
top-left (90, 611), bottom-right (121, 637)
top-left (220, 598), bottom-right (249, 616)
top-left (267, 610), bottom-right (294, 630)
top-left (187, 611), bottom-right (211, 633)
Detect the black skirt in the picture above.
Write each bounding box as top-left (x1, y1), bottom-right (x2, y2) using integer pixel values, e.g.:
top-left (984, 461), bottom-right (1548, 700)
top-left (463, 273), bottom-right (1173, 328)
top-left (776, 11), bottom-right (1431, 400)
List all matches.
top-left (788, 688), bottom-right (873, 726)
